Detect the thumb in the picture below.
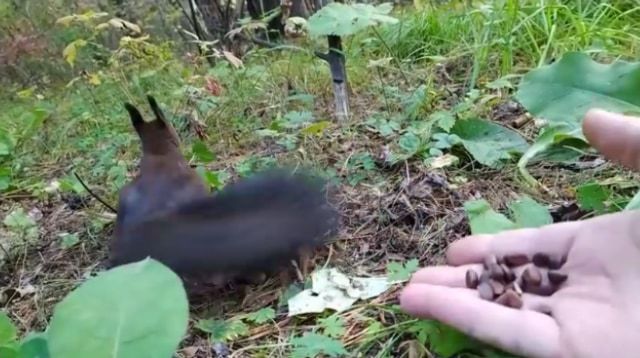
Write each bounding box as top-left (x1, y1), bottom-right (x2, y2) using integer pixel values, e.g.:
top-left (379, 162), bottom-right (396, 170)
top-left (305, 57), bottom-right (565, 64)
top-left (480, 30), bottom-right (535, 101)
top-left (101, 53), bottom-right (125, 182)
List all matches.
top-left (583, 109), bottom-right (640, 171)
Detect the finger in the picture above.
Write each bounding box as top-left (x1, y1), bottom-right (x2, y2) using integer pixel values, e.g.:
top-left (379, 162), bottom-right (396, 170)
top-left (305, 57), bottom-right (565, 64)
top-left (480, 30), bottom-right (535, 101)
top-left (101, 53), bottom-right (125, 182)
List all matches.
top-left (583, 109), bottom-right (640, 171)
top-left (410, 264), bottom-right (529, 288)
top-left (409, 264), bottom-right (483, 287)
top-left (409, 267), bottom-right (555, 314)
top-left (399, 284), bottom-right (561, 358)
top-left (446, 221), bottom-right (580, 266)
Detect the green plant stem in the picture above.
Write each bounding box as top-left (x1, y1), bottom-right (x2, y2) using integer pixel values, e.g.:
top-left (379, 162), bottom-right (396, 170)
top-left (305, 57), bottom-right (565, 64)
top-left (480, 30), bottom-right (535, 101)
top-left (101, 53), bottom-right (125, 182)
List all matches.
top-left (371, 27), bottom-right (409, 84)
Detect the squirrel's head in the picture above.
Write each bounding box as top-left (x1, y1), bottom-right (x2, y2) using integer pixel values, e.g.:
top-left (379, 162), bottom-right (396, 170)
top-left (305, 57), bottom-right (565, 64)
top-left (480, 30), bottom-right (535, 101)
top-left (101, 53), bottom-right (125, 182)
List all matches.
top-left (124, 95), bottom-right (181, 155)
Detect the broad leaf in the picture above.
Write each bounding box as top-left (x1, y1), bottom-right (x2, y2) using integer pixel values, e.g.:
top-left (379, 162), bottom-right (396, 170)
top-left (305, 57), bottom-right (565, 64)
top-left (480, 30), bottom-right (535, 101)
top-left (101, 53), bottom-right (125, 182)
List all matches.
top-left (625, 190), bottom-right (640, 211)
top-left (427, 322), bottom-right (486, 357)
top-left (515, 52), bottom-right (640, 133)
top-left (430, 110), bottom-right (456, 132)
top-left (0, 312), bottom-right (17, 345)
top-left (290, 332), bottom-right (347, 358)
top-left (191, 140), bottom-right (215, 163)
top-left (62, 39), bottom-right (87, 67)
top-left (0, 129), bottom-right (14, 157)
top-left (508, 196), bottom-right (552, 228)
top-left (59, 233), bottom-right (80, 249)
top-left (516, 124), bottom-right (582, 187)
top-left (0, 346), bottom-right (18, 358)
top-left (576, 182), bottom-right (611, 213)
top-left (47, 259), bottom-right (189, 358)
top-left (308, 2), bottom-right (398, 38)
top-left (464, 199), bottom-right (516, 235)
top-left (451, 118), bottom-right (528, 168)
top-left (386, 259), bottom-right (419, 282)
top-left (245, 308), bottom-right (276, 324)
top-left (19, 332), bottom-right (50, 358)
top-left (319, 315), bottom-right (346, 339)
top-left (196, 319), bottom-right (249, 342)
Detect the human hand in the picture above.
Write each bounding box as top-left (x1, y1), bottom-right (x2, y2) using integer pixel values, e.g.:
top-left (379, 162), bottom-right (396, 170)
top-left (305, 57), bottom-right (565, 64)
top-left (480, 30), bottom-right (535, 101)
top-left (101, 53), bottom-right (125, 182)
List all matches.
top-left (399, 109), bottom-right (640, 358)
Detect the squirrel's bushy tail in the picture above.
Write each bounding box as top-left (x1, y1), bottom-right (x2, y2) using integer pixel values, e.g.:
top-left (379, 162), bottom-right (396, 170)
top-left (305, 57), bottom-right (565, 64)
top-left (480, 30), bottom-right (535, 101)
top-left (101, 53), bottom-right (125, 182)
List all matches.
top-left (110, 170), bottom-right (339, 276)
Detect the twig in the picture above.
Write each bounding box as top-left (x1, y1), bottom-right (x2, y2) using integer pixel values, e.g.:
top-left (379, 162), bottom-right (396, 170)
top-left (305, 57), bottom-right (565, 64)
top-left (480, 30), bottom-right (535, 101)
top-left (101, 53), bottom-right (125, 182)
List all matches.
top-left (72, 172), bottom-right (118, 214)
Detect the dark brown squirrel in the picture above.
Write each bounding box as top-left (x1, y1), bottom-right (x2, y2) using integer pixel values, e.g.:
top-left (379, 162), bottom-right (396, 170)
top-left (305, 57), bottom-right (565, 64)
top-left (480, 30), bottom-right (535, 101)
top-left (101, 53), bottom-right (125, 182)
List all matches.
top-left (109, 95), bottom-right (338, 284)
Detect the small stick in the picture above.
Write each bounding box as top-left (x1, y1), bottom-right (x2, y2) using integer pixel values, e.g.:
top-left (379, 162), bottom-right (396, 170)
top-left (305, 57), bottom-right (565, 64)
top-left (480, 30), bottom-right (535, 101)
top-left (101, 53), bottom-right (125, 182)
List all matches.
top-left (73, 172), bottom-right (118, 213)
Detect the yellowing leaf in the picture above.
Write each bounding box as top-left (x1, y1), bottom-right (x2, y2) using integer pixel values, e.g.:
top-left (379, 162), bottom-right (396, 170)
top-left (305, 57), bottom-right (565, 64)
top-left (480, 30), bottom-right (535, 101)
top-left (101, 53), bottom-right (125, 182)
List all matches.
top-left (16, 86), bottom-right (36, 99)
top-left (119, 35), bottom-right (150, 46)
top-left (87, 73), bottom-right (101, 86)
top-left (108, 18), bottom-right (142, 35)
top-left (56, 15), bottom-right (78, 26)
top-left (94, 22), bottom-right (110, 31)
top-left (55, 11), bottom-right (108, 26)
top-left (301, 121), bottom-right (330, 136)
top-left (223, 51), bottom-right (243, 68)
top-left (65, 77), bottom-right (82, 88)
top-left (62, 39), bottom-right (87, 67)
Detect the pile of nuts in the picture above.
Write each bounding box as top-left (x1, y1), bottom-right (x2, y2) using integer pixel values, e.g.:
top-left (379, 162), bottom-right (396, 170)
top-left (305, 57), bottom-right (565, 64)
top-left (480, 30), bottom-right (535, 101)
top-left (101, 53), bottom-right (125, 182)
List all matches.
top-left (465, 253), bottom-right (568, 308)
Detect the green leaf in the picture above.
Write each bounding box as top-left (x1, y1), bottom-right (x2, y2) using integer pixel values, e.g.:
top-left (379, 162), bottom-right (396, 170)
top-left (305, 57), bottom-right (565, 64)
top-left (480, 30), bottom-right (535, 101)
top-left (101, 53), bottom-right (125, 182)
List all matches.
top-left (0, 129), bottom-right (14, 157)
top-left (2, 207), bottom-right (38, 243)
top-left (0, 167), bottom-right (10, 192)
top-left (0, 346), bottom-right (18, 358)
top-left (515, 52), bottom-right (640, 133)
top-left (191, 141), bottom-right (215, 163)
top-left (245, 308), bottom-right (276, 324)
top-left (404, 85), bottom-right (427, 119)
top-left (196, 318), bottom-right (249, 342)
top-left (283, 111), bottom-right (314, 129)
top-left (464, 199), bottom-right (516, 235)
top-left (451, 118), bottom-right (528, 168)
top-left (398, 132), bottom-right (421, 156)
top-left (625, 190), bottom-right (640, 211)
top-left (58, 175), bottom-right (85, 195)
top-left (0, 312), bottom-right (17, 345)
top-left (19, 332), bottom-right (50, 358)
top-left (508, 196), bottom-right (552, 228)
top-left (319, 315), bottom-right (346, 339)
top-left (59, 233), bottom-right (80, 249)
top-left (195, 167), bottom-right (229, 190)
top-left (429, 111), bottom-right (456, 132)
top-left (516, 124), bottom-right (583, 187)
top-left (365, 117), bottom-right (400, 137)
top-left (386, 259), bottom-right (419, 282)
top-left (47, 259), bottom-right (189, 358)
top-left (308, 2), bottom-right (398, 38)
top-left (290, 332), bottom-right (347, 358)
top-left (576, 182), bottom-right (610, 212)
top-left (426, 322), bottom-right (486, 357)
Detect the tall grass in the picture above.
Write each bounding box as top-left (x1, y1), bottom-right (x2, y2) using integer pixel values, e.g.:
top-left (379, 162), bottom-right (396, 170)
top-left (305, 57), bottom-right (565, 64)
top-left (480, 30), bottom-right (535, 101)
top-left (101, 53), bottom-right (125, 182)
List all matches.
top-left (375, 0), bottom-right (640, 85)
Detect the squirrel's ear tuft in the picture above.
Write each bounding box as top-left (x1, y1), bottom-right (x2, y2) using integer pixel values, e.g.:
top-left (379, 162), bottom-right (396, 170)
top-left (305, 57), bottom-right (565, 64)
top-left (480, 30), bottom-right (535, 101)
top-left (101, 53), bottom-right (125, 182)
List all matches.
top-left (146, 95), bottom-right (168, 128)
top-left (124, 102), bottom-right (145, 131)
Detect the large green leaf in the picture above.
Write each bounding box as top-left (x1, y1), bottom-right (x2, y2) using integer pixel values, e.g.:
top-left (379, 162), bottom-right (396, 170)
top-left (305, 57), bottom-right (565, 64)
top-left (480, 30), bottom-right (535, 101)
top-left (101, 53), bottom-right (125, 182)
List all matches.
top-left (464, 199), bottom-right (516, 235)
top-left (47, 259), bottom-right (189, 358)
top-left (514, 52), bottom-right (640, 187)
top-left (308, 2), bottom-right (398, 38)
top-left (451, 118), bottom-right (528, 168)
top-left (515, 52), bottom-right (640, 133)
top-left (0, 312), bottom-right (17, 346)
top-left (516, 124), bottom-right (585, 187)
top-left (19, 332), bottom-right (50, 358)
top-left (508, 196), bottom-right (552, 228)
top-left (625, 190), bottom-right (640, 211)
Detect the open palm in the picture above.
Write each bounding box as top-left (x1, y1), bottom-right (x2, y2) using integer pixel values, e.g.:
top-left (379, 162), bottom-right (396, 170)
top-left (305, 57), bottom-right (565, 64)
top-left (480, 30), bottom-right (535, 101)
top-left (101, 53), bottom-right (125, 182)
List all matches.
top-left (400, 109), bottom-right (640, 358)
